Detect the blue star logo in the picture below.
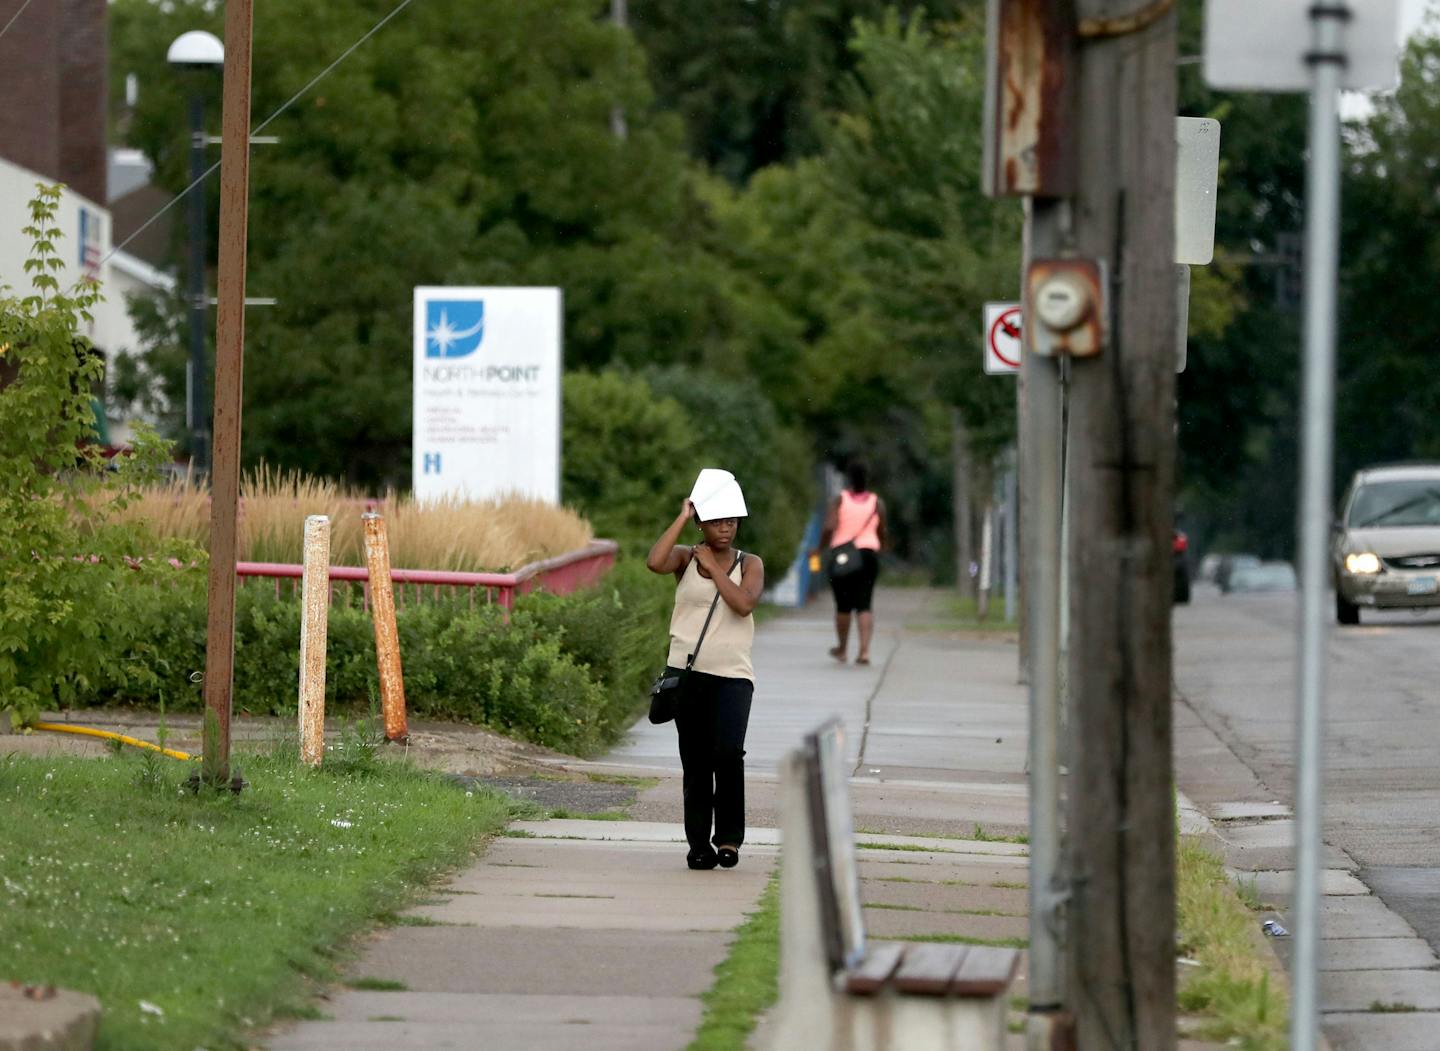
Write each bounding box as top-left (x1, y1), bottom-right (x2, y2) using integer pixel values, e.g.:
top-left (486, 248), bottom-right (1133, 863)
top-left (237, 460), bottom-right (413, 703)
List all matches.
top-left (425, 300), bottom-right (484, 359)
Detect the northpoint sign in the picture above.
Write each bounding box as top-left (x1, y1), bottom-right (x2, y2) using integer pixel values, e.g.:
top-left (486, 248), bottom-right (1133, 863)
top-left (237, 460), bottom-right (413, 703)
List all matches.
top-left (412, 286), bottom-right (562, 502)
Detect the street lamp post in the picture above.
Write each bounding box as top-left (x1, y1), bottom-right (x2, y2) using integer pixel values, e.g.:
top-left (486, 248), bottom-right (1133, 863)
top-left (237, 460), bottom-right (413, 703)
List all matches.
top-left (167, 30), bottom-right (224, 477)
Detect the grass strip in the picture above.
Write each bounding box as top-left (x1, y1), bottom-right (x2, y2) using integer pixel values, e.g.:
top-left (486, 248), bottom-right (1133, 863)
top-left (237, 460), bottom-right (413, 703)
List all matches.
top-left (0, 748), bottom-right (509, 1051)
top-left (905, 596), bottom-right (1018, 635)
top-left (687, 876), bottom-right (780, 1051)
top-left (1176, 839), bottom-right (1288, 1049)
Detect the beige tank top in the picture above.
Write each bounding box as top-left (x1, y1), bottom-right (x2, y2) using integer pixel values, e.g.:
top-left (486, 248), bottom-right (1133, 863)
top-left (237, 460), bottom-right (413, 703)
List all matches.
top-left (667, 550), bottom-right (754, 682)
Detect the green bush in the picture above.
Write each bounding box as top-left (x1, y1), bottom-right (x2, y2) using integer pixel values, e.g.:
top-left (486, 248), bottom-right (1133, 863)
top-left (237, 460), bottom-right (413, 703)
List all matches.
top-left (645, 365), bottom-right (814, 573)
top-left (563, 367), bottom-right (814, 573)
top-left (75, 558), bottom-right (672, 756)
top-left (562, 370), bottom-right (702, 548)
top-left (0, 185), bottom-right (202, 729)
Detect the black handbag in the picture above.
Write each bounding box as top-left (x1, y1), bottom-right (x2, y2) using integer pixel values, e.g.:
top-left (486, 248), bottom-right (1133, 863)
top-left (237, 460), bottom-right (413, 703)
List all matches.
top-left (649, 552), bottom-right (743, 725)
top-left (828, 508), bottom-right (878, 580)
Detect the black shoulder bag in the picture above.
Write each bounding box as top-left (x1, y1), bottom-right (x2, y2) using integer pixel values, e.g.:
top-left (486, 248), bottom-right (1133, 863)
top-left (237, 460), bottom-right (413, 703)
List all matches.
top-left (649, 552), bottom-right (744, 725)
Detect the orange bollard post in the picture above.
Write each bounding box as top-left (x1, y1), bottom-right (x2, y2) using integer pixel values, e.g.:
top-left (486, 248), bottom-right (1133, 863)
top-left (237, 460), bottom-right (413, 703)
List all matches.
top-left (298, 514), bottom-right (331, 766)
top-left (362, 512), bottom-right (409, 743)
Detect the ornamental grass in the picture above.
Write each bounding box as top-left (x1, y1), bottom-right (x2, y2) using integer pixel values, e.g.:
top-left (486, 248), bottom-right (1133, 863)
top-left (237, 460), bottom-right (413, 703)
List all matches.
top-left (101, 466), bottom-right (594, 571)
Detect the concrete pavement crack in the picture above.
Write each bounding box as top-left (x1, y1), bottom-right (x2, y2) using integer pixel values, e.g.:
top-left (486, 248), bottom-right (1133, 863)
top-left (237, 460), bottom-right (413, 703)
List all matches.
top-left (851, 632), bottom-right (903, 777)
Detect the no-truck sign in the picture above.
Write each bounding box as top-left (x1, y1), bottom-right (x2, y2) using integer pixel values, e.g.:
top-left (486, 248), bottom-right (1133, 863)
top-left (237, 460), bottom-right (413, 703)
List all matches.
top-left (984, 302), bottom-right (1022, 375)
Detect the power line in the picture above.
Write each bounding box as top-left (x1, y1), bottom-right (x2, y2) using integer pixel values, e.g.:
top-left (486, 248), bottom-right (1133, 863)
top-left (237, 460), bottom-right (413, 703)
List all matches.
top-left (0, 0), bottom-right (36, 44)
top-left (103, 0), bottom-right (419, 267)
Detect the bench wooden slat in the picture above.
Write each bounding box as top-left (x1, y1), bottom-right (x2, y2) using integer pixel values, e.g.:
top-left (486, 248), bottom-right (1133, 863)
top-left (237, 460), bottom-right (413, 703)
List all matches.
top-left (950, 945), bottom-right (1021, 996)
top-left (844, 941), bottom-right (906, 996)
top-left (891, 943), bottom-right (969, 996)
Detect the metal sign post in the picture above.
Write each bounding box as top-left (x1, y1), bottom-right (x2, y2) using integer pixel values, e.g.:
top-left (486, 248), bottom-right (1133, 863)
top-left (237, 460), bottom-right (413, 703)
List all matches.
top-left (1204, 3), bottom-right (1399, 1047)
top-left (1290, 11), bottom-right (1345, 1048)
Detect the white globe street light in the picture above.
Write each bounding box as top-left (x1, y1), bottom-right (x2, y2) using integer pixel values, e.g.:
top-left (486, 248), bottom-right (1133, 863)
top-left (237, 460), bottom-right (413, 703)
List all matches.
top-left (166, 30), bottom-right (224, 69)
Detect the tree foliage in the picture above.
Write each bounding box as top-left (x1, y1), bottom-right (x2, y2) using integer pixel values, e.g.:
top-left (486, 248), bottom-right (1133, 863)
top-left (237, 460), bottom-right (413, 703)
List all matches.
top-left (1338, 30), bottom-right (1440, 470)
top-left (629, 0), bottom-right (975, 183)
top-left (0, 186), bottom-right (198, 729)
top-left (1175, 1), bottom-right (1440, 556)
top-left (111, 0), bottom-right (765, 487)
top-left (711, 12), bottom-right (1021, 563)
top-left (110, 1), bottom-right (1025, 567)
top-left (562, 369), bottom-right (813, 573)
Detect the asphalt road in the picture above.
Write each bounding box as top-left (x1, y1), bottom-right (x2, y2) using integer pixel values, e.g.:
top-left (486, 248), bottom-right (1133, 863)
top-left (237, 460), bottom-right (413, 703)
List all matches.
top-left (1174, 584), bottom-right (1440, 948)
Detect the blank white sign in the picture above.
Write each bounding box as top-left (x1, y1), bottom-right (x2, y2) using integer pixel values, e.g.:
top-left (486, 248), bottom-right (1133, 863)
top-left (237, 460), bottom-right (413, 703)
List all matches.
top-left (1204, 0), bottom-right (1400, 93)
top-left (1176, 117), bottom-right (1220, 266)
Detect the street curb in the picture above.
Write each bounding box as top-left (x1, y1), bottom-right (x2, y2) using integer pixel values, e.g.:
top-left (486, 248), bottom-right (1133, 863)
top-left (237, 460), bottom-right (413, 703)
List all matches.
top-left (1176, 789), bottom-right (1226, 855)
top-left (1177, 790), bottom-right (1337, 1051)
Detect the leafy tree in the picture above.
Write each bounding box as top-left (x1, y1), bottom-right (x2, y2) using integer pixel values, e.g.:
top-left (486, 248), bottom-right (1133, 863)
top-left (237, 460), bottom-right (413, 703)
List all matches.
top-left (711, 12), bottom-right (1021, 563)
top-left (1173, 3), bottom-right (1440, 557)
top-left (645, 365), bottom-right (815, 573)
top-left (0, 186), bottom-right (197, 729)
top-left (1174, 0), bottom-right (1307, 555)
top-left (1337, 29), bottom-right (1440, 471)
top-left (109, 0), bottom-right (787, 487)
top-left (630, 0), bottom-right (975, 182)
top-left (561, 370), bottom-right (702, 547)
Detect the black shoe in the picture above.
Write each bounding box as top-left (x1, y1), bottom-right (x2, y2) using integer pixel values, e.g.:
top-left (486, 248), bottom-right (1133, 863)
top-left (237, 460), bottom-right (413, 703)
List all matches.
top-left (717, 846), bottom-right (739, 869)
top-left (687, 847), bottom-right (719, 870)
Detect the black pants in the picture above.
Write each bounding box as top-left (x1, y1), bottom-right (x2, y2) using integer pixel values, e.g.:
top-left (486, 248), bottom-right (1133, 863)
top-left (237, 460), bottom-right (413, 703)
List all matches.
top-left (673, 671), bottom-right (753, 852)
top-left (830, 549), bottom-right (880, 613)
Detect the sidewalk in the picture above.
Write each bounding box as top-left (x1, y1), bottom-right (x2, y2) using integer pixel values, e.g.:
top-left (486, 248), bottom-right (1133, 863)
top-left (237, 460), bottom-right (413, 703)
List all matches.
top-left (264, 589), bottom-right (1034, 1049)
top-left (266, 589), bottom-right (1229, 1049)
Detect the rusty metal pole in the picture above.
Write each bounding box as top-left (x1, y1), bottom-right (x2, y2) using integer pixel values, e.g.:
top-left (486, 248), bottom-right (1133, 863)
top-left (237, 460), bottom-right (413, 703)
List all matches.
top-left (362, 512), bottom-right (409, 742)
top-left (983, 1), bottom-right (1077, 1044)
top-left (298, 515), bottom-right (331, 766)
top-left (201, 0), bottom-right (254, 787)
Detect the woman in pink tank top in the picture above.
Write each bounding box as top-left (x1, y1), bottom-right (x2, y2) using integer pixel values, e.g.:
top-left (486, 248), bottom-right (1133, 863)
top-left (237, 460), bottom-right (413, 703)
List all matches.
top-left (817, 461), bottom-right (886, 665)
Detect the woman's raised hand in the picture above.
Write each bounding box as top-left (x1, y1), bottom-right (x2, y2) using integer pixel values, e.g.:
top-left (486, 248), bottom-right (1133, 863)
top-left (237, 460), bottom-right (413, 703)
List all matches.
top-left (691, 541), bottom-right (719, 574)
top-left (679, 497), bottom-right (695, 520)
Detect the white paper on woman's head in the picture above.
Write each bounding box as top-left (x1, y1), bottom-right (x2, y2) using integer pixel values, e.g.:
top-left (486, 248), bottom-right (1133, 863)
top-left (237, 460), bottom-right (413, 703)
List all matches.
top-left (690, 468), bottom-right (748, 521)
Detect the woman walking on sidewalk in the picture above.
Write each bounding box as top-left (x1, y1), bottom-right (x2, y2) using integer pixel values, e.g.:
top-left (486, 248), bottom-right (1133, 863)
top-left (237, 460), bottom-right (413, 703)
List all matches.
top-left (646, 469), bottom-right (766, 871)
top-left (819, 461), bottom-right (886, 665)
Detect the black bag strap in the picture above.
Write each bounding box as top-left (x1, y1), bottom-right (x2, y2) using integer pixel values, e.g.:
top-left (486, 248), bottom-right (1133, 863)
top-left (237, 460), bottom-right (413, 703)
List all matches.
top-left (834, 501), bottom-right (879, 549)
top-left (685, 551), bottom-right (744, 672)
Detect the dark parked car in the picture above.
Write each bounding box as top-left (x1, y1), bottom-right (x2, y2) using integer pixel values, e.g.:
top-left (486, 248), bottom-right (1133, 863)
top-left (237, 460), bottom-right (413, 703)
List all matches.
top-left (1173, 531), bottom-right (1191, 604)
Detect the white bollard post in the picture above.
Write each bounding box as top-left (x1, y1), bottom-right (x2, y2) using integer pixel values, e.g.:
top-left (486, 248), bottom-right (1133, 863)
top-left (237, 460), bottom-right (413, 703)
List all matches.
top-left (298, 514), bottom-right (331, 766)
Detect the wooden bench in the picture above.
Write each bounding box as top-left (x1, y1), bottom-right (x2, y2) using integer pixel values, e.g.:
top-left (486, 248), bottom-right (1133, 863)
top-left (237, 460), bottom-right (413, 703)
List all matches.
top-left (766, 719), bottom-right (1020, 1051)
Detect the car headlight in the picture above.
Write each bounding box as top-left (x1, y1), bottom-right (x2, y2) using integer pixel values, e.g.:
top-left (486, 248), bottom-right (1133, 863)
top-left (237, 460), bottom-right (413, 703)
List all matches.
top-left (1345, 552), bottom-right (1382, 574)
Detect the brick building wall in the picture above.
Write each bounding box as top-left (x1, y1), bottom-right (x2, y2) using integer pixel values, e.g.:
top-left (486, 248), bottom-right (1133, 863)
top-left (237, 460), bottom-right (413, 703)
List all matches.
top-left (0, 0), bottom-right (107, 205)
top-left (59, 0), bottom-right (108, 206)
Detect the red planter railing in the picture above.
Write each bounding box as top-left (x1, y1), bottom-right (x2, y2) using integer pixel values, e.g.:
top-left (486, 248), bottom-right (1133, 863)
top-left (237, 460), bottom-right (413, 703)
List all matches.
top-left (235, 539), bottom-right (618, 611)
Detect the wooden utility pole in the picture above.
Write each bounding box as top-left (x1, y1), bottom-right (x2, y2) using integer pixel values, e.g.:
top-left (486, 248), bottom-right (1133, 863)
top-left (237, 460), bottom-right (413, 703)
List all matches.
top-left (1063, 2), bottom-right (1178, 1046)
top-left (201, 0), bottom-right (254, 787)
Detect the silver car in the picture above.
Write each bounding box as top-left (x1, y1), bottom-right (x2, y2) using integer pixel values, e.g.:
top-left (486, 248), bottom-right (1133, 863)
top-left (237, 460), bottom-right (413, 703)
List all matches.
top-left (1332, 463), bottom-right (1440, 625)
